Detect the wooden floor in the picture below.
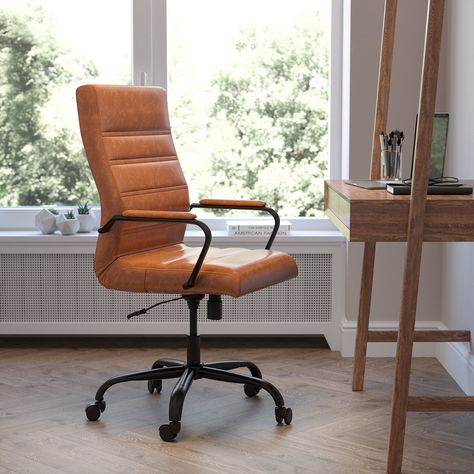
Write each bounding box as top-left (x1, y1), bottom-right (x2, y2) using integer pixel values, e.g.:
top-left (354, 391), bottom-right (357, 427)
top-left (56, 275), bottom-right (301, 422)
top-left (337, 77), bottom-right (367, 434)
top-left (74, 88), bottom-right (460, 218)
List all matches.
top-left (1, 337), bottom-right (473, 474)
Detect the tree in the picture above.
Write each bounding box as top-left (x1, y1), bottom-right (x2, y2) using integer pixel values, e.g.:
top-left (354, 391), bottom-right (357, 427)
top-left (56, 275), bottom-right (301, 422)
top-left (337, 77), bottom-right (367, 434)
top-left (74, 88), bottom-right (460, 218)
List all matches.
top-left (200, 12), bottom-right (329, 216)
top-left (0, 6), bottom-right (98, 206)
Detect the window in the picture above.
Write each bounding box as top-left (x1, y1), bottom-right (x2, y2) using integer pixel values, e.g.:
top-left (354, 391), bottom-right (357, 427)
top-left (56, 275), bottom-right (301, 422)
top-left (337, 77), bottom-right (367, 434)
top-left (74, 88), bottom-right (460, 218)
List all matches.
top-left (165, 0), bottom-right (331, 217)
top-left (0, 0), bottom-right (341, 225)
top-left (0, 0), bottom-right (131, 207)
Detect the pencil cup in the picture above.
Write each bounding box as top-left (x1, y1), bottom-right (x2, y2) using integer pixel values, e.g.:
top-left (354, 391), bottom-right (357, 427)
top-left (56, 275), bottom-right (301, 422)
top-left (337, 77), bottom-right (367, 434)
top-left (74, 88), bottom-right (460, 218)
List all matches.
top-left (381, 150), bottom-right (402, 180)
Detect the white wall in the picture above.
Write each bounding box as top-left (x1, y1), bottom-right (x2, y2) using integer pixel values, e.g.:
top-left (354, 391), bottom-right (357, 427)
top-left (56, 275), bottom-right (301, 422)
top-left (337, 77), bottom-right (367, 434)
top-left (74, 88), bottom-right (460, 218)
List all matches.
top-left (344, 0), bottom-right (442, 323)
top-left (440, 1), bottom-right (474, 354)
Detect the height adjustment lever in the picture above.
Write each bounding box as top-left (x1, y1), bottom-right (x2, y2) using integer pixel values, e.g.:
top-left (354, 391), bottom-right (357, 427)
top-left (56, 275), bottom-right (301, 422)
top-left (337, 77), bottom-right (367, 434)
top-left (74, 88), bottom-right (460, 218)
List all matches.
top-left (127, 296), bottom-right (184, 319)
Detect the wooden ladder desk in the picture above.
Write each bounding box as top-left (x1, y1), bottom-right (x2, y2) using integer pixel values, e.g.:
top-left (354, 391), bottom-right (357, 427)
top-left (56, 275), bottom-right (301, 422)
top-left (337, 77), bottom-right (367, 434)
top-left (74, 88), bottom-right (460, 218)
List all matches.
top-left (325, 0), bottom-right (474, 472)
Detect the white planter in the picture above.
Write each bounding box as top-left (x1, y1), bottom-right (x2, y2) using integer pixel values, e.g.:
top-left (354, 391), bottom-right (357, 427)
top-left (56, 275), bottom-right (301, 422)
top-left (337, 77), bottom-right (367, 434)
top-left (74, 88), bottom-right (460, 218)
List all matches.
top-left (77, 214), bottom-right (95, 233)
top-left (57, 218), bottom-right (79, 235)
top-left (35, 209), bottom-right (58, 234)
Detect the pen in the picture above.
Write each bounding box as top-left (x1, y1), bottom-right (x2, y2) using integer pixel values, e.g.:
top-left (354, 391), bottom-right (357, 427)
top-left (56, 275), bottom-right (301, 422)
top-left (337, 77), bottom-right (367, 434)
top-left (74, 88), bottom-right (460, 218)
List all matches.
top-left (380, 132), bottom-right (386, 151)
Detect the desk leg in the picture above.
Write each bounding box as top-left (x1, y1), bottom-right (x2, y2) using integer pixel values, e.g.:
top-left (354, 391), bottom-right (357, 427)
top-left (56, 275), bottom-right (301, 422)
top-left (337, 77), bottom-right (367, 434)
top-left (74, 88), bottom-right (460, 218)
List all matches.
top-left (352, 241), bottom-right (376, 391)
top-left (387, 243), bottom-right (423, 473)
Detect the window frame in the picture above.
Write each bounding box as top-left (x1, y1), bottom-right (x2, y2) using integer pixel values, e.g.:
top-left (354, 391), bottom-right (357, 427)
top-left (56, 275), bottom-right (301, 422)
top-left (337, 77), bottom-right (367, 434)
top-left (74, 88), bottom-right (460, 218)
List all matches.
top-left (0, 0), bottom-right (342, 231)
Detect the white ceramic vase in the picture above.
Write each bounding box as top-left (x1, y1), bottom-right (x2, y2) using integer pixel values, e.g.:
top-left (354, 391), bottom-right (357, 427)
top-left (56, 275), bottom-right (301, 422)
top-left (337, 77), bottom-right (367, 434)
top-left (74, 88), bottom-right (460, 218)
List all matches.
top-left (57, 217), bottom-right (79, 235)
top-left (35, 209), bottom-right (58, 234)
top-left (55, 214), bottom-right (65, 226)
top-left (77, 213), bottom-right (95, 233)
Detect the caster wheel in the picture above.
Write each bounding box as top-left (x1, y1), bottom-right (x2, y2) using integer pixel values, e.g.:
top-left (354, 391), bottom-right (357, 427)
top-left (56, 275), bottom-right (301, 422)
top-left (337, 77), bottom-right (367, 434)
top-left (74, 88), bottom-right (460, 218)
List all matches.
top-left (159, 421), bottom-right (181, 442)
top-left (244, 384), bottom-right (260, 397)
top-left (147, 379), bottom-right (162, 394)
top-left (85, 400), bottom-right (106, 421)
top-left (275, 406), bottom-right (292, 425)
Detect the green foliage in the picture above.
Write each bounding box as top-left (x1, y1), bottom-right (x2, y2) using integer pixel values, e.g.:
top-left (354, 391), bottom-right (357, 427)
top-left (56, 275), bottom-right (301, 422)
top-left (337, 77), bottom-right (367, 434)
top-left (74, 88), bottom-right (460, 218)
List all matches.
top-left (198, 12), bottom-right (329, 216)
top-left (0, 6), bottom-right (98, 206)
top-left (77, 202), bottom-right (91, 215)
top-left (64, 209), bottom-right (75, 219)
top-left (47, 208), bottom-right (58, 215)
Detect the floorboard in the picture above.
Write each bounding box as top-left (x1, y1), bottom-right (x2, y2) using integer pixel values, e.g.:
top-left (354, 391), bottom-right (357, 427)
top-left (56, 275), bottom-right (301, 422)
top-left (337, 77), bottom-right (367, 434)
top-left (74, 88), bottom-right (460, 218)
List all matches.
top-left (0, 337), bottom-right (473, 473)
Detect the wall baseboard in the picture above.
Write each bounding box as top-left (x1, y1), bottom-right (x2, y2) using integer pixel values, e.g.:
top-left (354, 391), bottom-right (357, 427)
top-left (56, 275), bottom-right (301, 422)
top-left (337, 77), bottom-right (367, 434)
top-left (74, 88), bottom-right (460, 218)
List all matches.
top-left (436, 324), bottom-right (474, 396)
top-left (341, 318), bottom-right (474, 396)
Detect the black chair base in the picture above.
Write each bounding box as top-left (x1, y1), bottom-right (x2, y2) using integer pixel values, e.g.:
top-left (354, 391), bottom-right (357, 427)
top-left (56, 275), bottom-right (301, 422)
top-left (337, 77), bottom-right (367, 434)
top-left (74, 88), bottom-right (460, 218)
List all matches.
top-left (85, 295), bottom-right (292, 441)
top-left (85, 356), bottom-right (292, 441)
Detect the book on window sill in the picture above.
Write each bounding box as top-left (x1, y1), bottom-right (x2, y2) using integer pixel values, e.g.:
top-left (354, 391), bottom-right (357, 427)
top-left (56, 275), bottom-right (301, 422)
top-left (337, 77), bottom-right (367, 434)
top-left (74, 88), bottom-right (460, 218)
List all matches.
top-left (227, 220), bottom-right (292, 236)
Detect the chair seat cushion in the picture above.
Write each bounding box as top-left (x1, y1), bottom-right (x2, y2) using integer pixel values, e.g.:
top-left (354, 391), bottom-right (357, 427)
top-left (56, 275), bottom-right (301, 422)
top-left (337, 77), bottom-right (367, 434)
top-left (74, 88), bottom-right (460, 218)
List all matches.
top-left (98, 244), bottom-right (298, 297)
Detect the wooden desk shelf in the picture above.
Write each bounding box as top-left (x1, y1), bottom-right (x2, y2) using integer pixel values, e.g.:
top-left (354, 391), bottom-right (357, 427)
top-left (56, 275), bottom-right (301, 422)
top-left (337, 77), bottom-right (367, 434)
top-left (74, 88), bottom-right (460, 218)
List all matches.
top-left (325, 180), bottom-right (474, 242)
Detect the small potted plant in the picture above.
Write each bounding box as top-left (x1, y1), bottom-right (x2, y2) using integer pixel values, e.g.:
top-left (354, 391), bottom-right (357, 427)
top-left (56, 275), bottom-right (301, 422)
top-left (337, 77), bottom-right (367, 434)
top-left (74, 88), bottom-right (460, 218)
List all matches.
top-left (77, 203), bottom-right (95, 233)
top-left (35, 208), bottom-right (59, 234)
top-left (57, 209), bottom-right (79, 235)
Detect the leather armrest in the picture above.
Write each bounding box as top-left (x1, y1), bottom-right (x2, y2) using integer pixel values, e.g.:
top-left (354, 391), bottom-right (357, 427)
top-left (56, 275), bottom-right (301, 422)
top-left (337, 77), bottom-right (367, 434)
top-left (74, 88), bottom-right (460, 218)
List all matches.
top-left (122, 210), bottom-right (197, 220)
top-left (198, 199), bottom-right (266, 207)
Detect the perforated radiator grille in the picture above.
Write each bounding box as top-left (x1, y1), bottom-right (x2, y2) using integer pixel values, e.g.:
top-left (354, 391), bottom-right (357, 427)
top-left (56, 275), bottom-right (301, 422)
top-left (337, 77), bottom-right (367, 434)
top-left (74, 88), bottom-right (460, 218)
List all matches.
top-left (0, 254), bottom-right (332, 323)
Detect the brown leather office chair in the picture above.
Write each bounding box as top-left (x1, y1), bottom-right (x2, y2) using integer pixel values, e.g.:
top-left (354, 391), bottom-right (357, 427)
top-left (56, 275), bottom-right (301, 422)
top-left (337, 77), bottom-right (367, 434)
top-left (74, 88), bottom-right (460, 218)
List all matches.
top-left (76, 84), bottom-right (298, 441)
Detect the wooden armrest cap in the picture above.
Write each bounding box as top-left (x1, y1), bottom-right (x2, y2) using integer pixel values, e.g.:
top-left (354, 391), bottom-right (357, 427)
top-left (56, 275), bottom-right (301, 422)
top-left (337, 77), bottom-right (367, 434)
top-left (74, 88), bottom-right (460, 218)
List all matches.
top-left (122, 210), bottom-right (196, 220)
top-left (199, 199), bottom-right (266, 207)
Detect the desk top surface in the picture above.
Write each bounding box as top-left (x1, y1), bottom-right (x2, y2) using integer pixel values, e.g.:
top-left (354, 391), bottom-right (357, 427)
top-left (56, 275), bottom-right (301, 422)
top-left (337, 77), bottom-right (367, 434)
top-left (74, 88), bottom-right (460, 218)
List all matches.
top-left (326, 180), bottom-right (474, 203)
top-left (324, 180), bottom-right (474, 242)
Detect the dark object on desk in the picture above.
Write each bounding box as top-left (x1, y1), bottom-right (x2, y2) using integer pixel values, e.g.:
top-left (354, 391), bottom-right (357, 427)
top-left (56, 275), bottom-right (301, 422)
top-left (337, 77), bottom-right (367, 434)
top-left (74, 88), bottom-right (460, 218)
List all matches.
top-left (76, 84), bottom-right (297, 441)
top-left (387, 183), bottom-right (473, 195)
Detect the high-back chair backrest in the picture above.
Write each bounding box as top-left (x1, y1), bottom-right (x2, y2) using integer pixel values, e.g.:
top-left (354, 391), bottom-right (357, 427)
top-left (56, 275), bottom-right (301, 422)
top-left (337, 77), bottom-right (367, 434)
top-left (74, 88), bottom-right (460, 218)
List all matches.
top-left (76, 85), bottom-right (190, 277)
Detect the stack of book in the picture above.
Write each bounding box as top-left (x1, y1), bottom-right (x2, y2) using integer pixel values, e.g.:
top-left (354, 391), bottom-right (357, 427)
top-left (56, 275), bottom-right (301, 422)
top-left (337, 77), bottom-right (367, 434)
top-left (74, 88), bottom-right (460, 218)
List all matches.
top-left (227, 220), bottom-right (292, 236)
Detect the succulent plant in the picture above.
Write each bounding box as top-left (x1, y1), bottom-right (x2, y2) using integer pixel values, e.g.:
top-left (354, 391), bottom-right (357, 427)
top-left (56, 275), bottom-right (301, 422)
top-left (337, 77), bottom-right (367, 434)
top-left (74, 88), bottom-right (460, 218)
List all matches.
top-left (77, 202), bottom-right (91, 215)
top-left (64, 210), bottom-right (75, 220)
top-left (47, 208), bottom-right (59, 215)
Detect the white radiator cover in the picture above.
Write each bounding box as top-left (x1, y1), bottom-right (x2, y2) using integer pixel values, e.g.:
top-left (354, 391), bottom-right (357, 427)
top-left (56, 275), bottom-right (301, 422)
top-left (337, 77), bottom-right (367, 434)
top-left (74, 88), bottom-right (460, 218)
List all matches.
top-left (0, 246), bottom-right (344, 350)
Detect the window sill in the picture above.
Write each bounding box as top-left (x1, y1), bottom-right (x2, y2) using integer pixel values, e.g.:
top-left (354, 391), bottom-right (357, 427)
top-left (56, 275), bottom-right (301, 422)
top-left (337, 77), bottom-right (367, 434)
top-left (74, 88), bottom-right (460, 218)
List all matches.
top-left (0, 230), bottom-right (345, 254)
